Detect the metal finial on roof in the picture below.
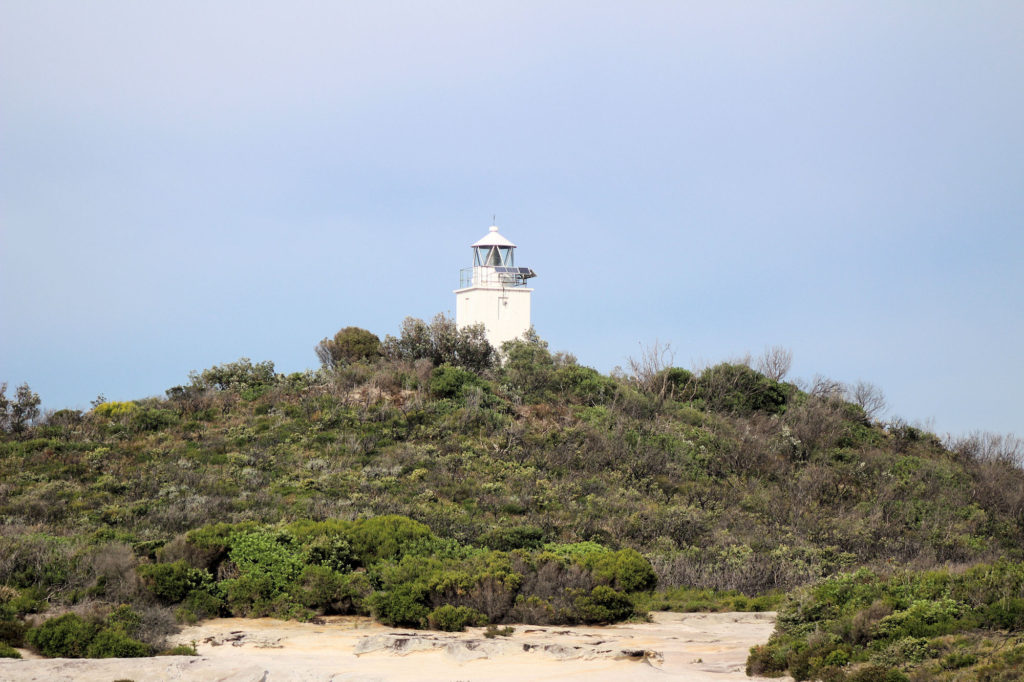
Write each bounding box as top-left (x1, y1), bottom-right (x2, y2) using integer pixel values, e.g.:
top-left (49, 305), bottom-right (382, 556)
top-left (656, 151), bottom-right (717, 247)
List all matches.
top-left (472, 225), bottom-right (516, 248)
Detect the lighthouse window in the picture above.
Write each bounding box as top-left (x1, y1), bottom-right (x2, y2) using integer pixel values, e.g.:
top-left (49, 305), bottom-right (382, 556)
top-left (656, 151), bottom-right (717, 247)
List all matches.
top-left (474, 245), bottom-right (515, 267)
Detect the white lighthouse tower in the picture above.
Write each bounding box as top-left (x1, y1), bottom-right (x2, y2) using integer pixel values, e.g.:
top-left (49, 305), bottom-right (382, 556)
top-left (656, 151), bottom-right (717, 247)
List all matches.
top-left (454, 225), bottom-right (537, 349)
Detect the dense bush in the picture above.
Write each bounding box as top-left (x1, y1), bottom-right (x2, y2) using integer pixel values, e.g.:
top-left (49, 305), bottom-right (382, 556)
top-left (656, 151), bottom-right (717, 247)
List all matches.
top-left (127, 518), bottom-right (657, 630)
top-left (383, 315), bottom-right (495, 372)
top-left (0, 382), bottom-right (41, 433)
top-left (749, 561), bottom-right (1024, 680)
top-left (348, 516), bottom-right (434, 564)
top-left (91, 401), bottom-right (140, 419)
top-left (694, 363), bottom-right (795, 415)
top-left (573, 585), bottom-right (635, 624)
top-left (27, 613), bottom-right (97, 657)
top-left (426, 604), bottom-right (487, 631)
top-left (500, 331), bottom-right (557, 402)
top-left (188, 358), bottom-right (277, 392)
top-left (429, 364), bottom-right (486, 399)
top-left (138, 561), bottom-right (214, 604)
top-left (316, 327), bottom-right (382, 368)
top-left (479, 525), bottom-right (546, 551)
top-left (26, 607), bottom-right (153, 659)
top-left (85, 627), bottom-right (150, 658)
top-left (369, 583), bottom-right (431, 627)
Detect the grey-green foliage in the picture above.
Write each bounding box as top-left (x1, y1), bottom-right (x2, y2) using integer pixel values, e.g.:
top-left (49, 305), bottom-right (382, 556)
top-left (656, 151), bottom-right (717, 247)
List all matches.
top-left (0, 382), bottom-right (41, 433)
top-left (500, 329), bottom-right (613, 404)
top-left (383, 314), bottom-right (495, 372)
top-left (315, 327), bottom-right (382, 369)
top-left (187, 358), bottom-right (277, 392)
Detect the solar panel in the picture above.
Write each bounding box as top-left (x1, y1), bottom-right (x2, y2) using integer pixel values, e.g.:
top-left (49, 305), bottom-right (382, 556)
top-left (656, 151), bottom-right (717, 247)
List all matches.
top-left (490, 265), bottom-right (537, 283)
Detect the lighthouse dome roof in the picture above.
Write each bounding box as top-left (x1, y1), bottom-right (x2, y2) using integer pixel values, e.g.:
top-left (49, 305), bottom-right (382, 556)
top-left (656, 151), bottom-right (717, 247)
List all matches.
top-left (471, 225), bottom-right (516, 248)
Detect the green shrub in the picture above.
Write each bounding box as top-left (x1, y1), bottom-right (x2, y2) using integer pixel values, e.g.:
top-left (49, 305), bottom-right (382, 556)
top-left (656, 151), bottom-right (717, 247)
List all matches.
top-left (845, 664), bottom-right (908, 682)
top-left (220, 574), bottom-right (278, 617)
top-left (429, 364), bottom-right (484, 399)
top-left (0, 641), bottom-right (21, 658)
top-left (873, 636), bottom-right (932, 666)
top-left (823, 647), bottom-right (849, 666)
top-left (984, 597), bottom-right (1024, 629)
top-left (132, 408), bottom-right (178, 431)
top-left (591, 549), bottom-right (658, 592)
top-left (295, 565), bottom-right (372, 614)
top-left (554, 364), bottom-right (618, 405)
top-left (316, 327), bottom-right (382, 368)
top-left (27, 613), bottom-right (97, 658)
top-left (228, 530), bottom-right (304, 591)
top-left (0, 617), bottom-right (27, 647)
top-left (175, 589), bottom-right (223, 623)
top-left (426, 604), bottom-right (487, 631)
top-left (500, 331), bottom-right (556, 401)
top-left (138, 561), bottom-right (213, 604)
top-left (102, 605), bottom-right (142, 638)
top-left (189, 358), bottom-right (277, 392)
top-left (305, 535), bottom-right (355, 573)
top-left (746, 643), bottom-right (788, 676)
top-left (694, 363), bottom-right (794, 415)
top-left (479, 525), bottom-right (546, 551)
top-left (85, 628), bottom-right (150, 658)
top-left (661, 367), bottom-right (696, 398)
top-left (573, 586), bottom-right (635, 624)
top-left (159, 643), bottom-right (198, 656)
top-left (874, 599), bottom-right (967, 639)
top-left (546, 544), bottom-right (657, 593)
top-left (350, 516), bottom-right (434, 564)
top-left (383, 315), bottom-right (495, 372)
top-left (368, 584), bottom-right (430, 627)
top-left (183, 522), bottom-right (252, 569)
top-left (940, 652), bottom-right (978, 669)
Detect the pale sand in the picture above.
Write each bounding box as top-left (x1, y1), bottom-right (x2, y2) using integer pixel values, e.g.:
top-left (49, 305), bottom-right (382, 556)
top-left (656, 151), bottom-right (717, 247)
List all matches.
top-left (0, 611), bottom-right (789, 681)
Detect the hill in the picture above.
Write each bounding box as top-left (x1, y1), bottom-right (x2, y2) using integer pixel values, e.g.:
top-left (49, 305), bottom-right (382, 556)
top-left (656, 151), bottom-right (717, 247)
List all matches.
top-left (2, 316), bottom-right (1023, 678)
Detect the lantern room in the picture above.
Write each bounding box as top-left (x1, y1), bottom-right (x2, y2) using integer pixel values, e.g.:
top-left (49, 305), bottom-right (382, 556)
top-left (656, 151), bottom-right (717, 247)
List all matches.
top-left (472, 226), bottom-right (516, 267)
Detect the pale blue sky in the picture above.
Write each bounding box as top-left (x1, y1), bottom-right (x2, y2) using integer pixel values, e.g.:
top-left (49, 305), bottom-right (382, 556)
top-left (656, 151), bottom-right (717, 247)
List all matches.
top-left (1, 2), bottom-right (1022, 437)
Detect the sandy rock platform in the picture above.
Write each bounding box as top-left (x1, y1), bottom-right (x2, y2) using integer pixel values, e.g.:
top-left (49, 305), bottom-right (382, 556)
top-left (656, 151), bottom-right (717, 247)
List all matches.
top-left (0, 611), bottom-right (787, 681)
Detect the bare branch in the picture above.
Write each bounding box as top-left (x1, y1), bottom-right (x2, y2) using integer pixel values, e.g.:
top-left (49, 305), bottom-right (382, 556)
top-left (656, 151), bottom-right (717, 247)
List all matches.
top-left (627, 340), bottom-right (675, 400)
top-left (756, 346), bottom-right (793, 382)
top-left (951, 431), bottom-right (1024, 465)
top-left (809, 374), bottom-right (846, 400)
top-left (849, 380), bottom-right (886, 420)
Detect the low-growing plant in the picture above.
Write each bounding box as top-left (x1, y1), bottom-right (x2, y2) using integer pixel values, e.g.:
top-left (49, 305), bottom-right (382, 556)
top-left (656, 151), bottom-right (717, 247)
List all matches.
top-left (138, 561), bottom-right (214, 604)
top-left (483, 625), bottom-right (515, 638)
top-left (368, 583), bottom-right (430, 628)
top-left (85, 627), bottom-right (150, 658)
top-left (159, 643), bottom-right (198, 656)
top-left (27, 613), bottom-right (97, 657)
top-left (426, 604), bottom-right (487, 631)
top-left (573, 585), bottom-right (634, 624)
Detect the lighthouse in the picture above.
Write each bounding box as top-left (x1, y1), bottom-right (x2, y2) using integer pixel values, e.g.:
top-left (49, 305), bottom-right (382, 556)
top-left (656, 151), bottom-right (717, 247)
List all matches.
top-left (454, 225), bottom-right (536, 350)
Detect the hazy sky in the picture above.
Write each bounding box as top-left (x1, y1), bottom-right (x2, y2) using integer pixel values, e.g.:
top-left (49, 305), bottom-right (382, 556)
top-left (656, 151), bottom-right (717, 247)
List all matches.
top-left (2, 2), bottom-right (1022, 438)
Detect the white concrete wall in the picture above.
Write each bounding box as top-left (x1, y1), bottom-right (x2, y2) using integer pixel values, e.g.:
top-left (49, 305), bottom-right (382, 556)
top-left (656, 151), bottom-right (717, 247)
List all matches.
top-left (455, 285), bottom-right (532, 350)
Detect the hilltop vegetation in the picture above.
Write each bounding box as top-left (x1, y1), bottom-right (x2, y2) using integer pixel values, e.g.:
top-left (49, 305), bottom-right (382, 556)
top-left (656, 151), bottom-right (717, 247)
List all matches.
top-left (1, 315), bottom-right (1023, 678)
